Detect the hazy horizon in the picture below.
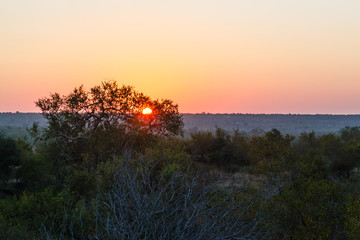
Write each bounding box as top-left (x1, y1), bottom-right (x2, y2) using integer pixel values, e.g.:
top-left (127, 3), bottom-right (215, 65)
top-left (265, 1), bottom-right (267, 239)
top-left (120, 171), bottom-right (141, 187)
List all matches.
top-left (3, 111), bottom-right (360, 116)
top-left (1, 0), bottom-right (360, 114)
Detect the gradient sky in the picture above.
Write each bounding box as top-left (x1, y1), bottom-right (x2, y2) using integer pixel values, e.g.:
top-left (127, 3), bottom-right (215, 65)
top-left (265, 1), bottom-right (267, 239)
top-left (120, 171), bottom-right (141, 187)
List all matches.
top-left (1, 0), bottom-right (360, 113)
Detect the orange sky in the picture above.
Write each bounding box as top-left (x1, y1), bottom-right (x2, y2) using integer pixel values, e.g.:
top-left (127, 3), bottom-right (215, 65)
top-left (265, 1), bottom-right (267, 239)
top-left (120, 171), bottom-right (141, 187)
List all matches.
top-left (1, 1), bottom-right (360, 113)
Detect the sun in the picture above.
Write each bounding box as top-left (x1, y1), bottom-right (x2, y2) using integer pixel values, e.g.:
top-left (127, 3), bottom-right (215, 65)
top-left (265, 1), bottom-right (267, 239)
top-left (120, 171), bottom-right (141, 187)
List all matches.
top-left (142, 107), bottom-right (152, 115)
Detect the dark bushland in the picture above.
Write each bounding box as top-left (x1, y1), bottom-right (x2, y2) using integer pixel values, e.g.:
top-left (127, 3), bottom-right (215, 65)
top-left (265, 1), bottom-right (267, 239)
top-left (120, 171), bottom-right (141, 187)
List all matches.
top-left (2, 82), bottom-right (360, 239)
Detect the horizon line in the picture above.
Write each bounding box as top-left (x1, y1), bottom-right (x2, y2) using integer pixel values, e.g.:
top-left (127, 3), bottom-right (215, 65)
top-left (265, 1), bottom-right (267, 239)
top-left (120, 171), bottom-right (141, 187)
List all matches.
top-left (2, 111), bottom-right (360, 116)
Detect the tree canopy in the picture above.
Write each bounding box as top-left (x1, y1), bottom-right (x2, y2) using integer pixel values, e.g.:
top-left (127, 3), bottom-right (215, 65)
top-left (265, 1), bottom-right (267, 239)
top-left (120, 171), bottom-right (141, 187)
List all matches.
top-left (35, 81), bottom-right (184, 168)
top-left (36, 81), bottom-right (183, 137)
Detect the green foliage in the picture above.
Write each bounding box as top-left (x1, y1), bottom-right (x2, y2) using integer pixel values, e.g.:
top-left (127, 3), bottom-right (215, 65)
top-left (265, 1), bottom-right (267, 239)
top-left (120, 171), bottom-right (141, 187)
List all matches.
top-left (0, 133), bottom-right (20, 195)
top-left (249, 129), bottom-right (294, 180)
top-left (0, 189), bottom-right (66, 239)
top-left (345, 195), bottom-right (360, 239)
top-left (187, 128), bottom-right (250, 169)
top-left (15, 139), bottom-right (54, 193)
top-left (187, 130), bottom-right (215, 163)
top-left (267, 179), bottom-right (346, 240)
top-left (264, 151), bottom-right (346, 239)
top-left (0, 134), bottom-right (53, 196)
top-left (338, 127), bottom-right (360, 176)
top-left (66, 169), bottom-right (97, 200)
top-left (340, 126), bottom-right (360, 142)
top-left (138, 140), bottom-right (192, 182)
top-left (294, 130), bottom-right (360, 178)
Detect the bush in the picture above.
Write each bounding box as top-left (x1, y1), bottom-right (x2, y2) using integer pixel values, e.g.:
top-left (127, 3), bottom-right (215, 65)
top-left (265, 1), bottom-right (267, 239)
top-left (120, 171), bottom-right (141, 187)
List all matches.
top-left (93, 155), bottom-right (271, 240)
top-left (0, 189), bottom-right (66, 239)
top-left (187, 128), bottom-right (250, 168)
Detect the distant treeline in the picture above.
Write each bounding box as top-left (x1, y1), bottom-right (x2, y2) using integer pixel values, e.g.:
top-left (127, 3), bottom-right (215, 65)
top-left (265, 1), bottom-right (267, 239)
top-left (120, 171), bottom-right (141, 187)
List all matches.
top-left (3, 112), bottom-right (360, 136)
top-left (0, 113), bottom-right (47, 127)
top-left (183, 113), bottom-right (360, 135)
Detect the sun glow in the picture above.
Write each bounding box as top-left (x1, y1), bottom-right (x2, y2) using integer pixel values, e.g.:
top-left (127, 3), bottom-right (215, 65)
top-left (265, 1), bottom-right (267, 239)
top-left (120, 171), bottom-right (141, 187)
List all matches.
top-left (142, 107), bottom-right (153, 115)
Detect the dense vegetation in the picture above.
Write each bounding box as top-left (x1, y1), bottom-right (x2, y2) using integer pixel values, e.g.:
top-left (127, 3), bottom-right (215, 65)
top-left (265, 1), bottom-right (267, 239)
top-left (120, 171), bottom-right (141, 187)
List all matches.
top-left (2, 82), bottom-right (360, 239)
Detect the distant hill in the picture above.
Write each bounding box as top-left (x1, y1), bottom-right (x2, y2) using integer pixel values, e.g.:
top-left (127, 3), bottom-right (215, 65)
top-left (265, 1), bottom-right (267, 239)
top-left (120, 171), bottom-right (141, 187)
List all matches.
top-left (2, 113), bottom-right (360, 137)
top-left (0, 113), bottom-right (47, 127)
top-left (0, 113), bottom-right (47, 138)
top-left (182, 114), bottom-right (360, 135)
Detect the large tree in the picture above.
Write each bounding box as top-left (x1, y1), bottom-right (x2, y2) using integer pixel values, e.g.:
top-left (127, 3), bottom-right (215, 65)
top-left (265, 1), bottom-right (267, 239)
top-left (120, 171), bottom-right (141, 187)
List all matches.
top-left (35, 81), bottom-right (183, 169)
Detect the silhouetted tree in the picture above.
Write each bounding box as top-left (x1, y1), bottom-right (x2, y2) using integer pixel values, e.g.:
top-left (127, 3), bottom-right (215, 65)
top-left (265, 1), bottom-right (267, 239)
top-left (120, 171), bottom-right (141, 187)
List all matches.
top-left (35, 81), bottom-right (183, 170)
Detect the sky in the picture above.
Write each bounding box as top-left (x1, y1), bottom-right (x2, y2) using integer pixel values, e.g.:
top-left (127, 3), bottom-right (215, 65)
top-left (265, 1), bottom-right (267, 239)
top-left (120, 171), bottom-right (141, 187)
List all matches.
top-left (1, 0), bottom-right (360, 114)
